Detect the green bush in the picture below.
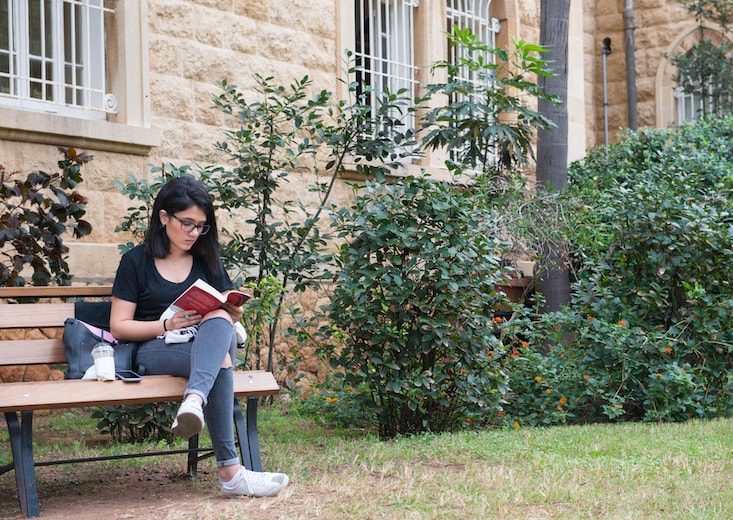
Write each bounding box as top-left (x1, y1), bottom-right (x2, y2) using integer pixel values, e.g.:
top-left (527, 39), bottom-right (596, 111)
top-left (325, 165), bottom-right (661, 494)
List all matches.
top-left (288, 379), bottom-right (374, 430)
top-left (541, 116), bottom-right (733, 422)
top-left (0, 147), bottom-right (92, 287)
top-left (323, 175), bottom-right (521, 438)
top-left (92, 402), bottom-right (177, 444)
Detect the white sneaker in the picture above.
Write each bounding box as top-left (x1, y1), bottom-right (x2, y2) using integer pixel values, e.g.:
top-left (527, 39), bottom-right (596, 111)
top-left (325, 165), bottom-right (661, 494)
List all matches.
top-left (171, 399), bottom-right (204, 439)
top-left (220, 467), bottom-right (289, 498)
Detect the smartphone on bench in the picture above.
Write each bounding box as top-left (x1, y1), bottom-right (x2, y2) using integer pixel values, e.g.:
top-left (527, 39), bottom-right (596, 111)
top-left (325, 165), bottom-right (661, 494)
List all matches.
top-left (116, 369), bottom-right (143, 382)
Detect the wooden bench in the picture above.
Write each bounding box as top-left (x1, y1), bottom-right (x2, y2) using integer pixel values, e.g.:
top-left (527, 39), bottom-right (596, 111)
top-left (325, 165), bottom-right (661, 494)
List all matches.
top-left (0, 285), bottom-right (280, 518)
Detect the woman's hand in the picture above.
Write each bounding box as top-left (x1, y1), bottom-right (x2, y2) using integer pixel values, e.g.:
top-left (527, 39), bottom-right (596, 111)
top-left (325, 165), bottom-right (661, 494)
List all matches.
top-left (170, 310), bottom-right (202, 330)
top-left (221, 302), bottom-right (244, 322)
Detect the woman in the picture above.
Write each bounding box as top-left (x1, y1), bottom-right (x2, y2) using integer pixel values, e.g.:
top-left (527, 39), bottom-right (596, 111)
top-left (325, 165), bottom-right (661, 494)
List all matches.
top-left (109, 177), bottom-right (288, 498)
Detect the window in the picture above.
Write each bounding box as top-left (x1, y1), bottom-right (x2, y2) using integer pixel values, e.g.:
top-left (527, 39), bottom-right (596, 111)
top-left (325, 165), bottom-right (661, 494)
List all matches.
top-left (0, 1), bottom-right (159, 155)
top-left (446, 0), bottom-right (498, 87)
top-left (343, 0), bottom-right (508, 174)
top-left (446, 0), bottom-right (500, 168)
top-left (675, 76), bottom-right (732, 123)
top-left (0, 0), bottom-right (115, 120)
top-left (353, 0), bottom-right (419, 130)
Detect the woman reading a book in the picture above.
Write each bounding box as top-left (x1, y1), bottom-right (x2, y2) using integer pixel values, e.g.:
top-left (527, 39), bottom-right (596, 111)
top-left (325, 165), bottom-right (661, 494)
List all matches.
top-left (109, 177), bottom-right (288, 498)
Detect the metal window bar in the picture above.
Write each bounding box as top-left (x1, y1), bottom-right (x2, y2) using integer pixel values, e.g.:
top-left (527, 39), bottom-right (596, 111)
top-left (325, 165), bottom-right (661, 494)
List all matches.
top-left (354, 0), bottom-right (419, 133)
top-left (0, 0), bottom-right (115, 116)
top-left (446, 0), bottom-right (498, 168)
top-left (447, 0), bottom-right (496, 86)
top-left (675, 80), bottom-right (732, 124)
top-left (0, 0), bottom-right (17, 96)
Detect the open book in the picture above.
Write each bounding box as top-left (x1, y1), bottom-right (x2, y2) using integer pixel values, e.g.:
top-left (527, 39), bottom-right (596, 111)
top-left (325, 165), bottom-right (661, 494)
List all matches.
top-left (160, 278), bottom-right (251, 320)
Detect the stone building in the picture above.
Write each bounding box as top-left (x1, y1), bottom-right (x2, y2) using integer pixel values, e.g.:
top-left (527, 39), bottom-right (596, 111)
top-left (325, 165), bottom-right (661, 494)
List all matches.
top-left (0, 0), bottom-right (710, 282)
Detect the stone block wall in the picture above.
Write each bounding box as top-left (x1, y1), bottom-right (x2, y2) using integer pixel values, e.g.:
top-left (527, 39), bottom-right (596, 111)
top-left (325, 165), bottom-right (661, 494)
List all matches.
top-left (0, 0), bottom-right (703, 384)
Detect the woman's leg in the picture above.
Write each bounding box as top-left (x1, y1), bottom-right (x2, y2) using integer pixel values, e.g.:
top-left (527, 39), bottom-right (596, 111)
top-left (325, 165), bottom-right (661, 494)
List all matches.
top-left (137, 320), bottom-right (288, 496)
top-left (184, 316), bottom-right (234, 404)
top-left (205, 332), bottom-right (239, 468)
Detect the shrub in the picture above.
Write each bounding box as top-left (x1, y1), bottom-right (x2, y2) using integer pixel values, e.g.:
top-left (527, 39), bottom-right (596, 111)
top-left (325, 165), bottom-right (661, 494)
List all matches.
top-left (0, 147), bottom-right (92, 287)
top-left (548, 116), bottom-right (733, 422)
top-left (288, 379), bottom-right (374, 430)
top-left (323, 175), bottom-right (520, 438)
top-left (92, 402), bottom-right (177, 444)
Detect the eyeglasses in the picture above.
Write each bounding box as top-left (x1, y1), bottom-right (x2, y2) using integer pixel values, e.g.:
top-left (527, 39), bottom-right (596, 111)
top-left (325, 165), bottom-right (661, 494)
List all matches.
top-left (170, 214), bottom-right (211, 235)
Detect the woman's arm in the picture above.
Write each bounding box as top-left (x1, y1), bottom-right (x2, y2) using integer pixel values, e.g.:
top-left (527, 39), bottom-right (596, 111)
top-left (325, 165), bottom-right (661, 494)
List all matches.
top-left (110, 296), bottom-right (167, 342)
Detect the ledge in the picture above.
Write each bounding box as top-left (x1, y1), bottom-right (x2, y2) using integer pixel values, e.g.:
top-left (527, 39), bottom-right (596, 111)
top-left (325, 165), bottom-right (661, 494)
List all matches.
top-left (0, 107), bottom-right (161, 156)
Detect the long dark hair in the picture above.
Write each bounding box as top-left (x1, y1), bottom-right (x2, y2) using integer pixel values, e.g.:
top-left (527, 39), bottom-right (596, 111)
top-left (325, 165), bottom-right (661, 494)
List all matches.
top-left (144, 177), bottom-right (223, 276)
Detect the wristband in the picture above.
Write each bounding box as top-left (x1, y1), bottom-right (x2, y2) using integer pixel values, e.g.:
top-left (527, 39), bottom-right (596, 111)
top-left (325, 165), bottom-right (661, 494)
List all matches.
top-left (163, 319), bottom-right (168, 332)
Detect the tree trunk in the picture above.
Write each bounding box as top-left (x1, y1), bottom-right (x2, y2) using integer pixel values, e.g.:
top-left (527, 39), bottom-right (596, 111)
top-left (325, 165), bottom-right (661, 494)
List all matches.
top-left (536, 0), bottom-right (570, 311)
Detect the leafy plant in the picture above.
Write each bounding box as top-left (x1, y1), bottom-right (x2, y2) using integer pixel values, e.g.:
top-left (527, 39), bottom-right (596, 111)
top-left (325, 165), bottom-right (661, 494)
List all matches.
top-left (0, 147), bottom-right (92, 287)
top-left (670, 0), bottom-right (733, 118)
top-left (92, 402), bottom-right (177, 444)
top-left (421, 30), bottom-right (558, 181)
top-left (116, 67), bottom-right (421, 376)
top-left (542, 116), bottom-right (733, 422)
top-left (323, 175), bottom-right (519, 438)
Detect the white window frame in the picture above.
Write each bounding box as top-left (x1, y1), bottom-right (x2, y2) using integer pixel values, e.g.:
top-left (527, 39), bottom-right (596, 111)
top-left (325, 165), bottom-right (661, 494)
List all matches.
top-left (675, 79), bottom-right (731, 123)
top-left (0, 0), bottom-right (116, 120)
top-left (447, 0), bottom-right (497, 89)
top-left (0, 1), bottom-right (159, 155)
top-left (446, 0), bottom-right (499, 169)
top-left (353, 0), bottom-right (420, 132)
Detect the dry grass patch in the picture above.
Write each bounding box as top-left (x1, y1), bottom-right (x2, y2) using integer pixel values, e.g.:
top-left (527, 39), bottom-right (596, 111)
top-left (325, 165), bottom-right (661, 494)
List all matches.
top-left (1, 409), bottom-right (732, 519)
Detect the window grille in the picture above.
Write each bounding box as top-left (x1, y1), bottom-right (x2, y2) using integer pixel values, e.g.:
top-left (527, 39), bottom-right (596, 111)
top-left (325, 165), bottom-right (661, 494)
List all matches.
top-left (675, 81), bottom-right (731, 123)
top-left (447, 0), bottom-right (497, 87)
top-left (0, 0), bottom-right (116, 119)
top-left (446, 0), bottom-right (499, 168)
top-left (353, 0), bottom-right (419, 130)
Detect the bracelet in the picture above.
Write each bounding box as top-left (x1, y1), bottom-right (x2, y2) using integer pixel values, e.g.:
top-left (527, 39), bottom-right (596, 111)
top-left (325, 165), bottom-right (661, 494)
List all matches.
top-left (163, 319), bottom-right (168, 332)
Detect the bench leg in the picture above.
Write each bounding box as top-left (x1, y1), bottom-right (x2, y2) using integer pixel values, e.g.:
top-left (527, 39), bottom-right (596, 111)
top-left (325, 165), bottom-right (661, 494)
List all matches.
top-left (233, 396), bottom-right (263, 471)
top-left (5, 411), bottom-right (40, 518)
top-left (186, 434), bottom-right (199, 476)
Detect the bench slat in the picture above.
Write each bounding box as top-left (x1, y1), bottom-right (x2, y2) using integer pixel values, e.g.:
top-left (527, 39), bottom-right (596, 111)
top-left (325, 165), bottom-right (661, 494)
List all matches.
top-left (0, 371), bottom-right (279, 412)
top-left (0, 286), bottom-right (113, 298)
top-left (0, 339), bottom-right (66, 365)
top-left (0, 303), bottom-right (75, 329)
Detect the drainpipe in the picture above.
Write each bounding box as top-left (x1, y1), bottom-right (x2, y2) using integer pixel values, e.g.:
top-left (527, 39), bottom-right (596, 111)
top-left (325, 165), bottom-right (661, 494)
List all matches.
top-left (624, 0), bottom-right (638, 130)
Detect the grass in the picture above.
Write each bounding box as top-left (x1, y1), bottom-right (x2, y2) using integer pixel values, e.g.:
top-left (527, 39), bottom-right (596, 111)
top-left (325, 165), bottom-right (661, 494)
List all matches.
top-left (2, 406), bottom-right (733, 519)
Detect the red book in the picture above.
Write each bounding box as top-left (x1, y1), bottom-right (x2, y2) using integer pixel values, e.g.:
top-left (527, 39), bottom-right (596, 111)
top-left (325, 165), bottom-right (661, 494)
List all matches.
top-left (160, 278), bottom-right (250, 320)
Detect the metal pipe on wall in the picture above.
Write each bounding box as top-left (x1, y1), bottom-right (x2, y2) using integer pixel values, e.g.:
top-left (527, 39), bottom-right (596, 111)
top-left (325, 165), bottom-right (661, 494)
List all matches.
top-left (602, 37), bottom-right (611, 149)
top-left (624, 0), bottom-right (638, 130)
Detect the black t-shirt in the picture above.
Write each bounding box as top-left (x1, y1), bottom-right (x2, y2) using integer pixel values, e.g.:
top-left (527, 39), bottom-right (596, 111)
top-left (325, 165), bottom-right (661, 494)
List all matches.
top-left (112, 244), bottom-right (233, 321)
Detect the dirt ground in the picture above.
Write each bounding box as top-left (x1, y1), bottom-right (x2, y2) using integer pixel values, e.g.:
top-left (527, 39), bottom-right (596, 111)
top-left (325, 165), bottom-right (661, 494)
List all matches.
top-left (0, 461), bottom-right (299, 520)
top-left (0, 420), bottom-right (297, 520)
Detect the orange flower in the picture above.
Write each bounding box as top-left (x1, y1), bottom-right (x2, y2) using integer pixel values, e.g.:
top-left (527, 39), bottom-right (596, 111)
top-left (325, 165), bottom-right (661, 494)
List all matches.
top-left (583, 374), bottom-right (590, 381)
top-left (588, 316), bottom-right (595, 321)
top-left (664, 347), bottom-right (672, 354)
top-left (465, 418), bottom-right (472, 424)
top-left (556, 406), bottom-right (563, 411)
top-left (325, 397), bottom-right (340, 403)
top-left (534, 375), bottom-right (542, 382)
top-left (559, 397), bottom-right (568, 405)
top-left (618, 320), bottom-right (627, 326)
top-left (521, 341), bottom-right (529, 348)
top-left (514, 421), bottom-right (520, 429)
top-left (655, 373), bottom-right (662, 378)
top-left (497, 411), bottom-right (506, 418)
top-left (546, 388), bottom-right (552, 394)
top-left (493, 316), bottom-right (504, 323)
